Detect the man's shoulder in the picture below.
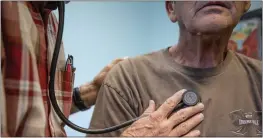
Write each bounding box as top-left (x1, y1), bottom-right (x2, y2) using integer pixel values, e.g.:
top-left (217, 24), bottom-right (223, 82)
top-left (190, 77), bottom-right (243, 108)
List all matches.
top-left (233, 52), bottom-right (262, 74)
top-left (104, 49), bottom-right (164, 86)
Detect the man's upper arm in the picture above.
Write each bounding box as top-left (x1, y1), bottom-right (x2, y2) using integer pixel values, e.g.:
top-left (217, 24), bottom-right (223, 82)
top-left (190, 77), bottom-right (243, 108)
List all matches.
top-left (87, 82), bottom-right (137, 137)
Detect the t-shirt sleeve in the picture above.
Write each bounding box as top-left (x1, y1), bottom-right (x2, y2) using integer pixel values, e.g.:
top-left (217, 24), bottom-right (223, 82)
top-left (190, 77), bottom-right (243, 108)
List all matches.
top-left (87, 83), bottom-right (137, 137)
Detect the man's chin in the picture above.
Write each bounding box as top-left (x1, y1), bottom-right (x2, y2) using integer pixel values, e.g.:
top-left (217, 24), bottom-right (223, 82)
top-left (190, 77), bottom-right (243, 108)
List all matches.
top-left (193, 22), bottom-right (232, 35)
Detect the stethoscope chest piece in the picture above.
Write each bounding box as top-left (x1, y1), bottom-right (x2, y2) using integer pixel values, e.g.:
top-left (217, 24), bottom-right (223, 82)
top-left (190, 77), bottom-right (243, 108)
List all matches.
top-left (182, 90), bottom-right (200, 106)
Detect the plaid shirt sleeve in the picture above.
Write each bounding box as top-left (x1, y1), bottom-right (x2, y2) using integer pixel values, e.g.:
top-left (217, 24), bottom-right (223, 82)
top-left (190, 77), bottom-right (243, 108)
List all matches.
top-left (1, 1), bottom-right (74, 137)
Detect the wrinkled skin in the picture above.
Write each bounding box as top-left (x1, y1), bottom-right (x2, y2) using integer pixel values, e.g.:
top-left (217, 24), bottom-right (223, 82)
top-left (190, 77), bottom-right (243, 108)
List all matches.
top-left (121, 1), bottom-right (251, 137)
top-left (168, 1), bottom-right (251, 35)
top-left (166, 1), bottom-right (251, 68)
top-left (121, 89), bottom-right (204, 137)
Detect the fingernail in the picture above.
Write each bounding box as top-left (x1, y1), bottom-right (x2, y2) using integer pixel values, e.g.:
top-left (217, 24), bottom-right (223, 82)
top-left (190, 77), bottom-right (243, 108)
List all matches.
top-left (123, 56), bottom-right (129, 59)
top-left (197, 103), bottom-right (205, 110)
top-left (194, 130), bottom-right (201, 135)
top-left (199, 113), bottom-right (204, 120)
top-left (149, 100), bottom-right (155, 105)
top-left (179, 89), bottom-right (187, 94)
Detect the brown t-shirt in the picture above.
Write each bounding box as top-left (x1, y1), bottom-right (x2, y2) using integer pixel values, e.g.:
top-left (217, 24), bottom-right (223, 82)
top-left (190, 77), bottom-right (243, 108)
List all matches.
top-left (88, 47), bottom-right (262, 137)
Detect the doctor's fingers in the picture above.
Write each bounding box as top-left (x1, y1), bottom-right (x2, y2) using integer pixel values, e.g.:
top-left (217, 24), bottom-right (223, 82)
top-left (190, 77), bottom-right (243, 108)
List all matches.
top-left (92, 72), bottom-right (107, 87)
top-left (102, 57), bottom-right (127, 73)
top-left (153, 89), bottom-right (187, 119)
top-left (111, 57), bottom-right (128, 64)
top-left (92, 58), bottom-right (125, 86)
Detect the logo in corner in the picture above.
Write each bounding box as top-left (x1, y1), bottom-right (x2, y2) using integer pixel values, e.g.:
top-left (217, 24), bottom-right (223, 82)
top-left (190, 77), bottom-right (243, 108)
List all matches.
top-left (229, 109), bottom-right (262, 136)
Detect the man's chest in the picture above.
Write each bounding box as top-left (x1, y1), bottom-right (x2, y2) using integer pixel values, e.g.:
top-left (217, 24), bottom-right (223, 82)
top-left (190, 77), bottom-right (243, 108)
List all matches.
top-left (196, 85), bottom-right (261, 137)
top-left (135, 72), bottom-right (262, 137)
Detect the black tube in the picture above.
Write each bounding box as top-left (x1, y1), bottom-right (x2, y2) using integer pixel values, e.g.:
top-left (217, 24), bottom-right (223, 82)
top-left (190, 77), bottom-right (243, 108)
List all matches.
top-left (48, 1), bottom-right (140, 134)
top-left (48, 2), bottom-right (199, 134)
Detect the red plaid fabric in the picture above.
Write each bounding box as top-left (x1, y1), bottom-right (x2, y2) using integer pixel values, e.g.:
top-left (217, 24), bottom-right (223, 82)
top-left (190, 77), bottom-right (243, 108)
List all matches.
top-left (1, 1), bottom-right (74, 136)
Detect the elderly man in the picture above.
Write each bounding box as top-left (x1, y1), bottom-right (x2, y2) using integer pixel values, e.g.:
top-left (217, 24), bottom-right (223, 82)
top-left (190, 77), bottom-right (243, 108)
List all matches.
top-left (88, 1), bottom-right (262, 137)
top-left (1, 1), bottom-right (204, 137)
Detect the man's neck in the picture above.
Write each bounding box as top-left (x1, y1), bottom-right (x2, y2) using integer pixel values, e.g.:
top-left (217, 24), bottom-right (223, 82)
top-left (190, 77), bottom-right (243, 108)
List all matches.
top-left (169, 29), bottom-right (232, 68)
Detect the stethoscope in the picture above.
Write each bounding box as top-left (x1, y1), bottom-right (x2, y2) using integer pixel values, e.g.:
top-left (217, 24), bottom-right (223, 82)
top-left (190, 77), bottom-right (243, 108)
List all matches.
top-left (49, 1), bottom-right (201, 134)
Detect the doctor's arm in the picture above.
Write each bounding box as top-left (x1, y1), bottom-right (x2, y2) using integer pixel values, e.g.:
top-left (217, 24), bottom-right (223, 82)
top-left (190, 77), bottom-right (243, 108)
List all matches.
top-left (1, 33), bottom-right (8, 136)
top-left (70, 58), bottom-right (126, 114)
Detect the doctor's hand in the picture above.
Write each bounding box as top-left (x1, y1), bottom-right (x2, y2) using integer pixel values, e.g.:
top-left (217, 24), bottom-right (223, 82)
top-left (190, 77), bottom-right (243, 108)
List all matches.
top-left (121, 89), bottom-right (204, 137)
top-left (79, 57), bottom-right (128, 107)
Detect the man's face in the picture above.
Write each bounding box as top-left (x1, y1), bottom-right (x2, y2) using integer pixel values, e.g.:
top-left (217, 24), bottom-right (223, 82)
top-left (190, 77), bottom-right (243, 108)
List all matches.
top-left (166, 1), bottom-right (251, 34)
